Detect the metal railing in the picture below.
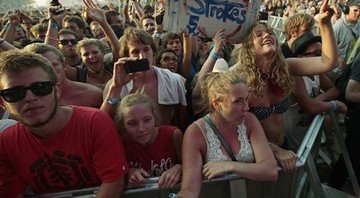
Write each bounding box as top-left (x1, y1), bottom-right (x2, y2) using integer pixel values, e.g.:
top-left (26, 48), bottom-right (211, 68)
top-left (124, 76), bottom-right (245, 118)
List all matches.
top-left (26, 112), bottom-right (358, 198)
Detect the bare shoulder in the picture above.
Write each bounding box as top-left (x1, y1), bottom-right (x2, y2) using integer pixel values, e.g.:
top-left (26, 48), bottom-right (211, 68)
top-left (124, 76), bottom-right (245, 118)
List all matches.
top-left (65, 81), bottom-right (103, 108)
top-left (183, 121), bottom-right (206, 153)
top-left (173, 128), bottom-right (184, 138)
top-left (243, 112), bottom-right (263, 134)
top-left (72, 81), bottom-right (103, 94)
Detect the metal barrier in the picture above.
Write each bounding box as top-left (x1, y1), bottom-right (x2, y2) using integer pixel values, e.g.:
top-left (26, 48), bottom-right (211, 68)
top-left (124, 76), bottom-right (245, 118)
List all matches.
top-left (25, 112), bottom-right (358, 198)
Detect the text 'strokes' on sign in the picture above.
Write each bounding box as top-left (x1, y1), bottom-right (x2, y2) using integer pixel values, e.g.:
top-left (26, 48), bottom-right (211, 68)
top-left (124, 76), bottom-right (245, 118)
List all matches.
top-left (163, 0), bottom-right (261, 43)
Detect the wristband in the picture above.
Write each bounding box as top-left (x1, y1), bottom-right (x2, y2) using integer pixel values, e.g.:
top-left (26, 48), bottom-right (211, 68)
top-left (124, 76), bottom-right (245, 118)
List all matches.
top-left (51, 21), bottom-right (59, 30)
top-left (107, 97), bottom-right (121, 106)
top-left (210, 51), bottom-right (219, 60)
top-left (4, 23), bottom-right (16, 30)
top-left (169, 193), bottom-right (182, 198)
top-left (330, 100), bottom-right (337, 111)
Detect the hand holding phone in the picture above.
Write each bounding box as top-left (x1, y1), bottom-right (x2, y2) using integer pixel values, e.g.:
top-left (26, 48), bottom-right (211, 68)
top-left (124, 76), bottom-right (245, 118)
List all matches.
top-left (124, 59), bottom-right (150, 74)
top-left (50, 0), bottom-right (60, 6)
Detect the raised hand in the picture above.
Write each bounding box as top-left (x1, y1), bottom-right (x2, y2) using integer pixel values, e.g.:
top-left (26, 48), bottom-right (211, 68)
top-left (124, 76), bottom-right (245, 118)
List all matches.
top-left (83, 0), bottom-right (106, 24)
top-left (212, 28), bottom-right (226, 52)
top-left (317, 0), bottom-right (335, 24)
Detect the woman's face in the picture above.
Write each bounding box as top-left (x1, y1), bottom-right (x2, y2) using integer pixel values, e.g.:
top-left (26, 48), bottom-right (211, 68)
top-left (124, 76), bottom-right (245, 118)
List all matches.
top-left (252, 24), bottom-right (277, 57)
top-left (80, 44), bottom-right (104, 72)
top-left (123, 103), bottom-right (157, 145)
top-left (159, 52), bottom-right (179, 73)
top-left (216, 83), bottom-right (249, 125)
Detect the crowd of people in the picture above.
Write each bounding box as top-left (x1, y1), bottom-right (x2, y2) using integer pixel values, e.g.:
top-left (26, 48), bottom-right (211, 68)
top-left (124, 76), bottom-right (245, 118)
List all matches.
top-left (0, 0), bottom-right (359, 197)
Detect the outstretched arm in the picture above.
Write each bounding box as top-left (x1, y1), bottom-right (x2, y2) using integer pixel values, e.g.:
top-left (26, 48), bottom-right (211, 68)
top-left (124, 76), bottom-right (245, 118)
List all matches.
top-left (84, 0), bottom-right (120, 64)
top-left (293, 76), bottom-right (347, 115)
top-left (287, 0), bottom-right (338, 76)
top-left (44, 4), bottom-right (67, 47)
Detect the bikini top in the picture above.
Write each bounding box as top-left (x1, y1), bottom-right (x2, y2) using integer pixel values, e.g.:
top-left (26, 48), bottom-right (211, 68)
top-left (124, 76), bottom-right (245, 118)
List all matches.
top-left (249, 96), bottom-right (290, 120)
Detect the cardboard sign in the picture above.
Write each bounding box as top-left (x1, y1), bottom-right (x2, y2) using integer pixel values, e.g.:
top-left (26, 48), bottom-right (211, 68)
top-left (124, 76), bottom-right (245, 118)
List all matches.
top-left (163, 0), bottom-right (261, 43)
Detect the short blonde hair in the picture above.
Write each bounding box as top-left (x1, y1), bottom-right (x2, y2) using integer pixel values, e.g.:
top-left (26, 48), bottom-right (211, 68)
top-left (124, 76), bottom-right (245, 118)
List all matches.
top-left (76, 38), bottom-right (107, 56)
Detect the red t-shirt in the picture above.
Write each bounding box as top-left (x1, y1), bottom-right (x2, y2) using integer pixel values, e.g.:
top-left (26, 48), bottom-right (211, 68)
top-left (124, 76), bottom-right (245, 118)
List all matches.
top-left (122, 126), bottom-right (178, 176)
top-left (0, 106), bottom-right (128, 197)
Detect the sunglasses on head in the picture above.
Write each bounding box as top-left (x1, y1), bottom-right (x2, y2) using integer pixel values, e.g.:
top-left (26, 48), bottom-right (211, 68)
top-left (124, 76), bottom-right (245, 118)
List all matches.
top-left (0, 81), bottom-right (55, 103)
top-left (59, 39), bottom-right (78, 45)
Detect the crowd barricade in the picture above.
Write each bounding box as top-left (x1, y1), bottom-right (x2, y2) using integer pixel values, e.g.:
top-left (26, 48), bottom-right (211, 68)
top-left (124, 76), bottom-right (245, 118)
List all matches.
top-left (25, 112), bottom-right (358, 198)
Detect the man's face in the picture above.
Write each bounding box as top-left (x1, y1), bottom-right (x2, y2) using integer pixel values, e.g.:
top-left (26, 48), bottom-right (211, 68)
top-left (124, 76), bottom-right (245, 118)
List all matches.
top-left (64, 21), bottom-right (84, 40)
top-left (90, 21), bottom-right (100, 36)
top-left (127, 41), bottom-right (154, 68)
top-left (35, 31), bottom-right (46, 41)
top-left (58, 34), bottom-right (78, 59)
top-left (42, 51), bottom-right (67, 84)
top-left (166, 39), bottom-right (183, 56)
top-left (109, 15), bottom-right (123, 28)
top-left (142, 18), bottom-right (155, 35)
top-left (299, 42), bottom-right (322, 57)
top-left (0, 67), bottom-right (60, 127)
top-left (347, 5), bottom-right (360, 23)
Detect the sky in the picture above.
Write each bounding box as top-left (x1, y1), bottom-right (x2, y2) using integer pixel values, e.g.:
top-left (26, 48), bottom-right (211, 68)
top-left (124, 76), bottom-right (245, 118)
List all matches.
top-left (32, 0), bottom-right (114, 8)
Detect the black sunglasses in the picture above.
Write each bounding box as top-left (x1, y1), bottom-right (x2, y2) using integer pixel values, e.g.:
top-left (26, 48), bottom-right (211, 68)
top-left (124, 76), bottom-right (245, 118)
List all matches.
top-left (59, 39), bottom-right (78, 45)
top-left (161, 56), bottom-right (178, 62)
top-left (302, 49), bottom-right (322, 57)
top-left (0, 81), bottom-right (55, 103)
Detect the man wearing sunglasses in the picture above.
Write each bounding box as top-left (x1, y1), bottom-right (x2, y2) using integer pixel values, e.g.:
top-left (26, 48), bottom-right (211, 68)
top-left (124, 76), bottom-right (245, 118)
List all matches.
top-left (284, 31), bottom-right (347, 151)
top-left (57, 29), bottom-right (83, 68)
top-left (0, 50), bottom-right (128, 197)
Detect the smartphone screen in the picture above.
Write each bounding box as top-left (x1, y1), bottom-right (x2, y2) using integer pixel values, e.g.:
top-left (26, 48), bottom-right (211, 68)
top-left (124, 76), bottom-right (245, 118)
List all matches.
top-left (124, 59), bottom-right (150, 74)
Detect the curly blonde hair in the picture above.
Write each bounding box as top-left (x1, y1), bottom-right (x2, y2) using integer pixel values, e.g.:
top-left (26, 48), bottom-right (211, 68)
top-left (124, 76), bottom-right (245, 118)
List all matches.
top-left (233, 23), bottom-right (294, 98)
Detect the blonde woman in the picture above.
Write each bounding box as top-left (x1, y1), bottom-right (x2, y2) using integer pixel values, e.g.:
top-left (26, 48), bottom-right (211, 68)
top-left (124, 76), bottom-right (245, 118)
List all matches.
top-left (176, 71), bottom-right (277, 198)
top-left (233, 0), bottom-right (337, 172)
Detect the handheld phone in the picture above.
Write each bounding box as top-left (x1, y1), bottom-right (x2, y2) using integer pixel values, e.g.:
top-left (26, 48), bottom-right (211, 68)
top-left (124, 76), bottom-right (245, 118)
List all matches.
top-left (124, 59), bottom-right (150, 74)
top-left (50, 0), bottom-right (60, 6)
top-left (155, 13), bottom-right (164, 25)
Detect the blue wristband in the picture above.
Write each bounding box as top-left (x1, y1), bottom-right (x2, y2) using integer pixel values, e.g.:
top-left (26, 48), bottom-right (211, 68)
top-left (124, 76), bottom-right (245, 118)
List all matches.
top-left (51, 21), bottom-right (59, 30)
top-left (330, 100), bottom-right (337, 111)
top-left (168, 193), bottom-right (177, 198)
top-left (210, 51), bottom-right (219, 60)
